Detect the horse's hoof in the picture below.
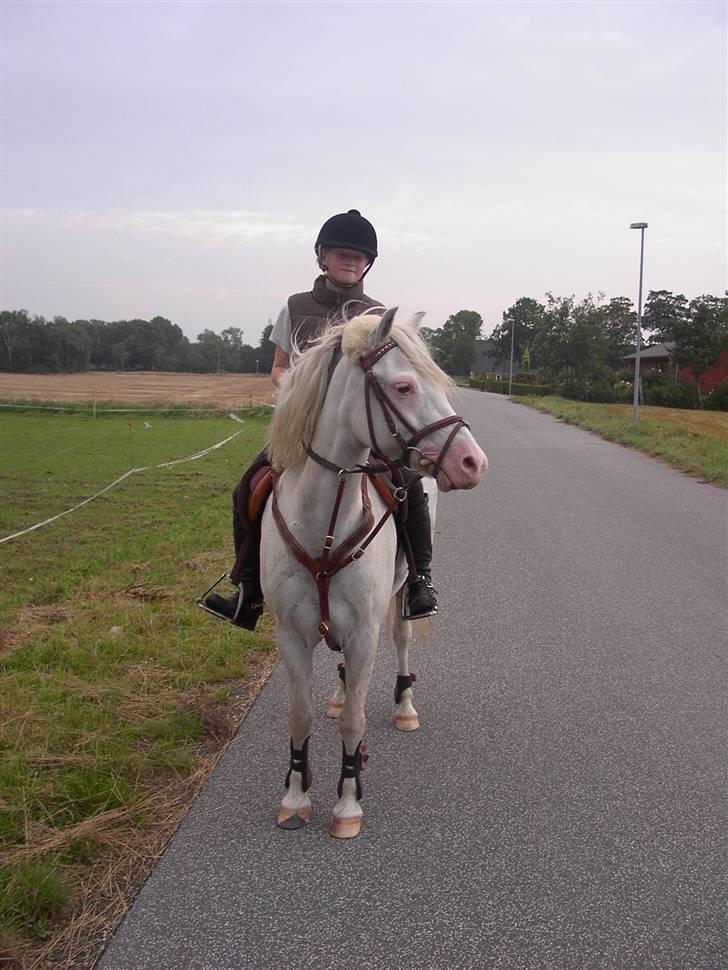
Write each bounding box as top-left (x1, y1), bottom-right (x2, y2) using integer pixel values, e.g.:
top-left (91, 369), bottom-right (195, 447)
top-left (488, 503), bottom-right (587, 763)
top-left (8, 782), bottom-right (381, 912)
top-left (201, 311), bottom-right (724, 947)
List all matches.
top-left (326, 703), bottom-right (343, 719)
top-left (328, 816), bottom-right (361, 839)
top-left (277, 806), bottom-right (310, 830)
top-left (395, 714), bottom-right (420, 732)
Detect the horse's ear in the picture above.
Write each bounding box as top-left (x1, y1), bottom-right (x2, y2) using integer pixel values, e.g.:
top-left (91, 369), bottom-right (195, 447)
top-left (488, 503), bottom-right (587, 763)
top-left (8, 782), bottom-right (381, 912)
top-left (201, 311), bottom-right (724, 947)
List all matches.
top-left (408, 311), bottom-right (426, 329)
top-left (374, 306), bottom-right (398, 345)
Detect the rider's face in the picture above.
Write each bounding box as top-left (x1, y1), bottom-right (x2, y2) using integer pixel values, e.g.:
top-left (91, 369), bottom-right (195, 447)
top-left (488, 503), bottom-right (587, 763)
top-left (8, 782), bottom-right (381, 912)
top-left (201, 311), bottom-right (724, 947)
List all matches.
top-left (320, 248), bottom-right (369, 285)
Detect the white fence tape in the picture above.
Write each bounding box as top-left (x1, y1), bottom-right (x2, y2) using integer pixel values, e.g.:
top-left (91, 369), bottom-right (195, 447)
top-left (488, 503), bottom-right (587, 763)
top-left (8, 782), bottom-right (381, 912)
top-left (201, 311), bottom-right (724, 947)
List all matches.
top-left (1, 426), bottom-right (245, 545)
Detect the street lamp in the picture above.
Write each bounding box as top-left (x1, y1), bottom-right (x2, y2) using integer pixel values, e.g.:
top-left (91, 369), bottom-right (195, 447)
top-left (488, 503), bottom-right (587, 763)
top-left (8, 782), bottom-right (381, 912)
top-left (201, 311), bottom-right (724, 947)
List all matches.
top-left (508, 315), bottom-right (516, 399)
top-left (629, 222), bottom-right (648, 425)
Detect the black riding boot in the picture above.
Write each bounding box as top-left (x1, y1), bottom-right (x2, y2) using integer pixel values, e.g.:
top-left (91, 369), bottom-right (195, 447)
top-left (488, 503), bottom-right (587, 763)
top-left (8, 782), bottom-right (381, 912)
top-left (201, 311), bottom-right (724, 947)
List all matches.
top-left (204, 484), bottom-right (264, 630)
top-left (402, 480), bottom-right (438, 619)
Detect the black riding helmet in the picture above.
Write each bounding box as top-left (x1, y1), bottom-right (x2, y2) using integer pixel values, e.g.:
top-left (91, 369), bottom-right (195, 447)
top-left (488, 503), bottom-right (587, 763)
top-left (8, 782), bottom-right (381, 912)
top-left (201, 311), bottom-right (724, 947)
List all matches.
top-left (315, 209), bottom-right (378, 263)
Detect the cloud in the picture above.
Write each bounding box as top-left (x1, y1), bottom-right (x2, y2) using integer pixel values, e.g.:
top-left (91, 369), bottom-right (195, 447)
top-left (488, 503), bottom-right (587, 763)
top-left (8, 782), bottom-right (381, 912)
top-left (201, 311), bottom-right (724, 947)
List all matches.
top-left (7, 207), bottom-right (314, 243)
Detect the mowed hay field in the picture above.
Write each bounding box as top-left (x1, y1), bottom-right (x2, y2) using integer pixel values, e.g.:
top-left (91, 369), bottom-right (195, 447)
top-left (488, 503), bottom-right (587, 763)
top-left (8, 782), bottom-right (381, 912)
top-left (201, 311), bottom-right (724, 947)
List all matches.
top-left (0, 402), bottom-right (277, 969)
top-left (0, 371), bottom-right (277, 408)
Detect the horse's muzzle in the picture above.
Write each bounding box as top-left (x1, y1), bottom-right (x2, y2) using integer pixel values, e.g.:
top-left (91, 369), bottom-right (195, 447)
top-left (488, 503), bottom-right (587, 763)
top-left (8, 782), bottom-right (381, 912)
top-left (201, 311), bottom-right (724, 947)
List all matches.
top-left (426, 433), bottom-right (487, 491)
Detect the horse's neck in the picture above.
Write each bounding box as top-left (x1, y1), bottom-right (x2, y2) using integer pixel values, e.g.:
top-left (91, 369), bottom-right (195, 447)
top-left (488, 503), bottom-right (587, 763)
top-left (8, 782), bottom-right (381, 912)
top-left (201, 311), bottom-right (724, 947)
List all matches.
top-left (279, 383), bottom-right (371, 535)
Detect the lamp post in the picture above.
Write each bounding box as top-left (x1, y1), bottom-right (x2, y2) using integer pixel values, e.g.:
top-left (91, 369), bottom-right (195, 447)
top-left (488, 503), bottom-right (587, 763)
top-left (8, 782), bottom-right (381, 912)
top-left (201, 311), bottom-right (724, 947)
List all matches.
top-left (630, 222), bottom-right (648, 425)
top-left (508, 315), bottom-right (516, 399)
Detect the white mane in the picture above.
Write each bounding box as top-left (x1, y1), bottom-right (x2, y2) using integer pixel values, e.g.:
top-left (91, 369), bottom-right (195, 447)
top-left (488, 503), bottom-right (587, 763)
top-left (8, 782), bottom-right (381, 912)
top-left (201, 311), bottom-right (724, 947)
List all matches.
top-left (267, 311), bottom-right (454, 472)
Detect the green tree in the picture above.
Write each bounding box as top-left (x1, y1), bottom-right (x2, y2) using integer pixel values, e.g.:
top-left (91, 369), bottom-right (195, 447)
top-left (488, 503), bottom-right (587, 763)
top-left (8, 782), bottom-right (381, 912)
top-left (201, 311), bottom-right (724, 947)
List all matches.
top-left (195, 330), bottom-right (226, 372)
top-left (643, 290), bottom-right (690, 341)
top-left (671, 295), bottom-right (728, 404)
top-left (601, 296), bottom-right (637, 371)
top-left (47, 317), bottom-right (92, 371)
top-left (0, 309), bottom-right (31, 371)
top-left (429, 310), bottom-right (483, 376)
top-left (257, 322), bottom-right (275, 373)
top-left (490, 297), bottom-right (545, 368)
top-left (532, 294), bottom-right (615, 398)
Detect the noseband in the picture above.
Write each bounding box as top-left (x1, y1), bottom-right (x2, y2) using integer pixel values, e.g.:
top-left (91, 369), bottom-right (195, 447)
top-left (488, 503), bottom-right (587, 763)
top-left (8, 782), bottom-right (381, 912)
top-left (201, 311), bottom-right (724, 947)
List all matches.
top-left (360, 338), bottom-right (469, 480)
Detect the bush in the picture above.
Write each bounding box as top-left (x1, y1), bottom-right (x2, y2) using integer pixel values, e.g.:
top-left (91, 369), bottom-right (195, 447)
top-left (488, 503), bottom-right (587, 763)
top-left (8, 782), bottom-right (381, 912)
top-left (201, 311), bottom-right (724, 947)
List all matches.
top-left (704, 380), bottom-right (728, 412)
top-left (468, 377), bottom-right (553, 396)
top-left (559, 377), bottom-right (614, 403)
top-left (612, 380), bottom-right (633, 403)
top-left (642, 368), bottom-right (671, 388)
top-left (590, 380), bottom-right (616, 403)
top-left (644, 381), bottom-right (698, 409)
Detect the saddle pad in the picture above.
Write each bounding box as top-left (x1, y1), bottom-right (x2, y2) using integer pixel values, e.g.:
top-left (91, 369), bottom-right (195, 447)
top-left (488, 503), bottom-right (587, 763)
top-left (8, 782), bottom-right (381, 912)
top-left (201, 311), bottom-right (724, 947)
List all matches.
top-left (248, 468), bottom-right (274, 522)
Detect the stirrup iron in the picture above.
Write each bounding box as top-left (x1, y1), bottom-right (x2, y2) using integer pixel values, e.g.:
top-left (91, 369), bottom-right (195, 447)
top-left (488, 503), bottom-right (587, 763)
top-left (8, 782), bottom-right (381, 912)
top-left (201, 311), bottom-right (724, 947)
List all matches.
top-left (400, 578), bottom-right (438, 620)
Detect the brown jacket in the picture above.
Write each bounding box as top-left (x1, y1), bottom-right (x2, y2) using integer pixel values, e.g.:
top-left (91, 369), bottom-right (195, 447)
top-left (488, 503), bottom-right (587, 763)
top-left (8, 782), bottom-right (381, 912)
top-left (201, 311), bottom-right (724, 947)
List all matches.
top-left (288, 275), bottom-right (381, 352)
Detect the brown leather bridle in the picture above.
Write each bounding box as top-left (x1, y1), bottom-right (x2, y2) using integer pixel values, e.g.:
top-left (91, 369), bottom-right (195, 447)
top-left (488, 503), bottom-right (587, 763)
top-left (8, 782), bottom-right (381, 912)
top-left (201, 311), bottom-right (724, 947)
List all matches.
top-left (360, 338), bottom-right (469, 481)
top-left (271, 337), bottom-right (469, 652)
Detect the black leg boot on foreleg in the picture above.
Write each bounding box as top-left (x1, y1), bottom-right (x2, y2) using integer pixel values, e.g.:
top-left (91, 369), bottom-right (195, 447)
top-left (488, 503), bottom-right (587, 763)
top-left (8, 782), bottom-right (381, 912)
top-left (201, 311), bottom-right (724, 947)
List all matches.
top-left (277, 737), bottom-right (313, 829)
top-left (329, 740), bottom-right (368, 839)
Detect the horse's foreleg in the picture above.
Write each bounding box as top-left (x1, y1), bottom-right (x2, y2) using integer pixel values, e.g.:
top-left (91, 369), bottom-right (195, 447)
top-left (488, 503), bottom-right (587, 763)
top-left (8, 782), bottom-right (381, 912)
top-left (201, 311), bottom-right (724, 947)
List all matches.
top-left (326, 661), bottom-right (346, 719)
top-left (330, 638), bottom-right (376, 840)
top-left (277, 637), bottom-right (314, 830)
top-left (392, 593), bottom-right (420, 732)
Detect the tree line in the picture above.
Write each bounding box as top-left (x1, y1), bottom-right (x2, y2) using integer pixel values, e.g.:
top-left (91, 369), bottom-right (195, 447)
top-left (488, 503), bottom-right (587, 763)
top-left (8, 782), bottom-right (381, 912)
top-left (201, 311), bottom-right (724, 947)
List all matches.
top-left (0, 310), bottom-right (276, 374)
top-left (2, 291), bottom-right (727, 401)
top-left (425, 291), bottom-right (728, 405)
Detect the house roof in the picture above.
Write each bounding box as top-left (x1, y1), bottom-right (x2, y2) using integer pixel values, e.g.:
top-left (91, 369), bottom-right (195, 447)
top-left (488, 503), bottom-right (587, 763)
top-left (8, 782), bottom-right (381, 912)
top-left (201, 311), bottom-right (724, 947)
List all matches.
top-left (624, 342), bottom-right (675, 361)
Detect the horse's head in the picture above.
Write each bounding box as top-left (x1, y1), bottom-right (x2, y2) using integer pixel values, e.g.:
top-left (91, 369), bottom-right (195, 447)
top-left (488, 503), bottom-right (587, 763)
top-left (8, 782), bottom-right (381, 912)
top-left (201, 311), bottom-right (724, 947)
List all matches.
top-left (341, 308), bottom-right (487, 491)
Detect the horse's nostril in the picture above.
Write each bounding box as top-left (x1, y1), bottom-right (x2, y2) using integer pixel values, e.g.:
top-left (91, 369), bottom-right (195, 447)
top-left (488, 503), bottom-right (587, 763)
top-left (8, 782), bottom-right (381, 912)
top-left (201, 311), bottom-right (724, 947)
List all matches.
top-left (463, 454), bottom-right (478, 472)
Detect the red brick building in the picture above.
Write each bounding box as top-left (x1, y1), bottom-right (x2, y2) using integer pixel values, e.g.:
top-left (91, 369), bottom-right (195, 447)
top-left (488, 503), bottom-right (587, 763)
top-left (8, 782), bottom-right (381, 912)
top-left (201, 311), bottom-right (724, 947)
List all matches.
top-left (624, 343), bottom-right (728, 393)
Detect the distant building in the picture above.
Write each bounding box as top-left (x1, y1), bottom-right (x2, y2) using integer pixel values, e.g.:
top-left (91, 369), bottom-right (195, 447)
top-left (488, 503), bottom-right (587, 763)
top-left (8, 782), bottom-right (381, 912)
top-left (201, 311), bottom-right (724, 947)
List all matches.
top-left (624, 342), bottom-right (728, 392)
top-left (472, 338), bottom-right (521, 377)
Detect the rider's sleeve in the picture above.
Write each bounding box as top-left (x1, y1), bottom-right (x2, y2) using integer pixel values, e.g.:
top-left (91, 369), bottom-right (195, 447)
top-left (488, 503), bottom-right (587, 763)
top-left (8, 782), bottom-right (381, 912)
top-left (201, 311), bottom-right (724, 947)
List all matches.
top-left (270, 305), bottom-right (291, 354)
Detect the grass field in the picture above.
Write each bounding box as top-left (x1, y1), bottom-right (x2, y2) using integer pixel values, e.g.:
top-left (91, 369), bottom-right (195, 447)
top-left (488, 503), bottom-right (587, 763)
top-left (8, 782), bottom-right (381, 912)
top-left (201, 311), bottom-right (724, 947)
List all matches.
top-left (0, 409), bottom-right (276, 968)
top-left (517, 396), bottom-right (728, 487)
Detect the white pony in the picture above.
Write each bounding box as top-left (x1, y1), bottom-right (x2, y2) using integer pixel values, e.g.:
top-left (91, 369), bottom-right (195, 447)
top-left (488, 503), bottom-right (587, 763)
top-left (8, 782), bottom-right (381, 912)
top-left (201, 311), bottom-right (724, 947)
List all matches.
top-left (262, 308), bottom-right (487, 838)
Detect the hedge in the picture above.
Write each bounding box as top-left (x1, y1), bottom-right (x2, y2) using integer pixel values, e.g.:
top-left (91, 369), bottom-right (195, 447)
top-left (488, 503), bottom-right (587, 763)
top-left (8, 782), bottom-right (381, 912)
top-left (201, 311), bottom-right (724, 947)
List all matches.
top-left (468, 377), bottom-right (553, 396)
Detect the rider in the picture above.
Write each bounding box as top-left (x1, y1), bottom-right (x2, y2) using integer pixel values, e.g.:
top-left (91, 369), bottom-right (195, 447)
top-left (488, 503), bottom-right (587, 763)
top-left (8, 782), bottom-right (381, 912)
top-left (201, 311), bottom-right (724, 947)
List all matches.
top-left (203, 209), bottom-right (438, 629)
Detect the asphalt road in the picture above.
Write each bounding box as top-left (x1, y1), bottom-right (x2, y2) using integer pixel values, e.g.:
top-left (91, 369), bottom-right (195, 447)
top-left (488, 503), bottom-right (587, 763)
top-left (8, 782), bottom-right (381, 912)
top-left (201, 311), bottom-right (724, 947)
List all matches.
top-left (98, 390), bottom-right (727, 970)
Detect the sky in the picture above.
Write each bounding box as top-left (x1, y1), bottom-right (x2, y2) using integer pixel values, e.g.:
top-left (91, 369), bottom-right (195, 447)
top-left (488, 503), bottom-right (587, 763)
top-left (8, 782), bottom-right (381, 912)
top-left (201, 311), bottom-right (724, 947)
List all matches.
top-left (1, 0), bottom-right (725, 344)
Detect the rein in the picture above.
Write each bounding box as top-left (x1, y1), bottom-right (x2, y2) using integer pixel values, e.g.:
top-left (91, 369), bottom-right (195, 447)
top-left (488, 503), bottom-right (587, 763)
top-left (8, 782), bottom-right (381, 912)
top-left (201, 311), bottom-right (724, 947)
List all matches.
top-left (272, 336), bottom-right (468, 652)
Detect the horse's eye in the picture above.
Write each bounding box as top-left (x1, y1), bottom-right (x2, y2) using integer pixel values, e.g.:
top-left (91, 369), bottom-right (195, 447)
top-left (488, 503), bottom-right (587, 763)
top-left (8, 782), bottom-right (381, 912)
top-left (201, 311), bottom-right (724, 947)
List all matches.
top-left (396, 383), bottom-right (412, 395)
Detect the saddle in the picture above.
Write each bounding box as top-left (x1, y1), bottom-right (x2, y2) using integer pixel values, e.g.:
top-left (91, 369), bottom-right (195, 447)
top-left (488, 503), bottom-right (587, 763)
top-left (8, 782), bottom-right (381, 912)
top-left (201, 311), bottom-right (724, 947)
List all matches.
top-left (247, 466), bottom-right (274, 523)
